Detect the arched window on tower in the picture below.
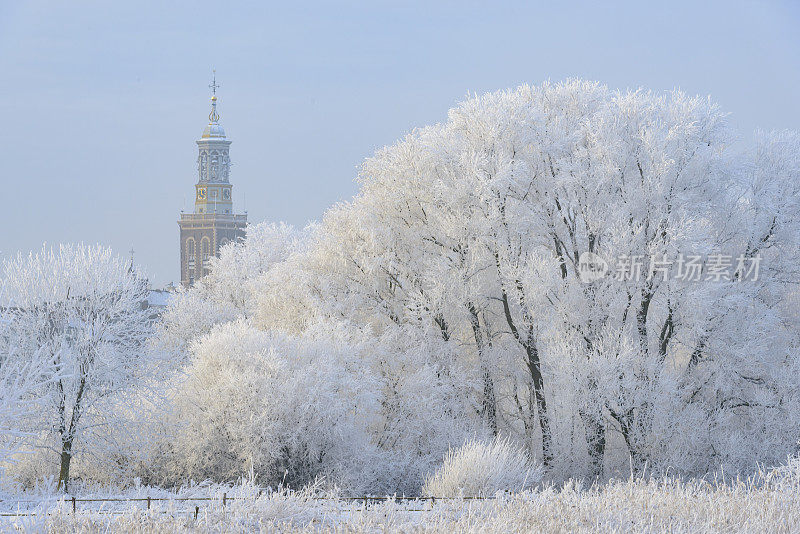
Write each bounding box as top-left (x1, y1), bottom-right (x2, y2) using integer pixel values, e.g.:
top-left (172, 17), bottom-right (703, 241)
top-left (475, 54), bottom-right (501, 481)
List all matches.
top-left (201, 237), bottom-right (211, 275)
top-left (186, 238), bottom-right (196, 284)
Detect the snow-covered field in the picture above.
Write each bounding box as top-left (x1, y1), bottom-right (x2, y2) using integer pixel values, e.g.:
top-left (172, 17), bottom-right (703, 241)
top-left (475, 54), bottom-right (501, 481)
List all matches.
top-left (3, 473), bottom-right (800, 533)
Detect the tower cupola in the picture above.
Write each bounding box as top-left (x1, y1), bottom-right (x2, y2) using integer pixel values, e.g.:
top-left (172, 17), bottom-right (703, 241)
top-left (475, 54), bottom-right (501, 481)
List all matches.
top-left (178, 71), bottom-right (247, 287)
top-left (194, 73), bottom-right (233, 214)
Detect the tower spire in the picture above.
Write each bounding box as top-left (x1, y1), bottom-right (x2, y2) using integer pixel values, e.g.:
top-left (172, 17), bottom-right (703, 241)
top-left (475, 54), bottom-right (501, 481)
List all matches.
top-left (208, 70), bottom-right (221, 123)
top-left (209, 69), bottom-right (220, 95)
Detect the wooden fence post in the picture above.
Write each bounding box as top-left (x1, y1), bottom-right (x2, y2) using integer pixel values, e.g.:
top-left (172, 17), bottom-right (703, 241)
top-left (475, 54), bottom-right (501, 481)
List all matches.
top-left (223, 492), bottom-right (227, 508)
top-left (147, 496), bottom-right (151, 510)
top-left (72, 496), bottom-right (76, 514)
top-left (195, 505), bottom-right (199, 520)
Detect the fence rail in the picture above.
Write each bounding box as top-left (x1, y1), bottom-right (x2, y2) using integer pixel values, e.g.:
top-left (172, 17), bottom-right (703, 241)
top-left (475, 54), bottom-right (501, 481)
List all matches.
top-left (0, 493), bottom-right (500, 519)
top-left (1, 494), bottom-right (498, 504)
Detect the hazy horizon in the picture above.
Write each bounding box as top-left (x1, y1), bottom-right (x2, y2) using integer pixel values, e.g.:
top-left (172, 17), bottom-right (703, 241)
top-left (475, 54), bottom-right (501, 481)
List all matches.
top-left (2, 0), bottom-right (799, 285)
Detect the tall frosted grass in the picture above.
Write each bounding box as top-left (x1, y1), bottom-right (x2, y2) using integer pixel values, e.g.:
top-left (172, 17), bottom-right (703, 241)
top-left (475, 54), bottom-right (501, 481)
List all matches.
top-left (3, 461), bottom-right (800, 532)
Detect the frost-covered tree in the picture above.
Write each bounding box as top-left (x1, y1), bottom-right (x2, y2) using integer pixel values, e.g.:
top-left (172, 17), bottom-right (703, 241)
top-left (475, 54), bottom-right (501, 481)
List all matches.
top-left (0, 244), bottom-right (156, 491)
top-left (159, 222), bottom-right (307, 354)
top-left (283, 81), bottom-right (800, 478)
top-left (147, 80), bottom-right (799, 490)
top-left (156, 224), bottom-right (475, 492)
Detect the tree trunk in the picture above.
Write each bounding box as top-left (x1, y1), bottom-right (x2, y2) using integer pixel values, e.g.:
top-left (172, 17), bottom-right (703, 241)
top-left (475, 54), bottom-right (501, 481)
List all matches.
top-left (579, 407), bottom-right (605, 479)
top-left (498, 286), bottom-right (552, 466)
top-left (608, 406), bottom-right (645, 474)
top-left (57, 439), bottom-right (72, 492)
top-left (58, 373), bottom-right (87, 493)
top-left (523, 340), bottom-right (553, 466)
top-left (580, 331), bottom-right (606, 479)
top-left (637, 287), bottom-right (653, 354)
top-left (482, 368), bottom-right (498, 436)
top-left (468, 303), bottom-right (498, 436)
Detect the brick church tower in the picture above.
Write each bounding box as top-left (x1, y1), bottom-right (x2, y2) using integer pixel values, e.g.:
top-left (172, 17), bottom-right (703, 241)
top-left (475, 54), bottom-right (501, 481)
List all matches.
top-left (178, 77), bottom-right (246, 287)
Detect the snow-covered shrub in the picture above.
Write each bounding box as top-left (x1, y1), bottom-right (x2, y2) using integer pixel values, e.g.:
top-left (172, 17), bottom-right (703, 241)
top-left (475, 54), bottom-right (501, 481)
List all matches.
top-left (356, 326), bottom-right (481, 494)
top-left (144, 319), bottom-right (477, 495)
top-left (422, 438), bottom-right (542, 497)
top-left (145, 320), bottom-right (383, 492)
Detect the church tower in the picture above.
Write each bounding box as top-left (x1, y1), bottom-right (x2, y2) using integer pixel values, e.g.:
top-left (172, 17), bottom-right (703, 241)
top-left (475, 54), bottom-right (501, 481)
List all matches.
top-left (178, 76), bottom-right (247, 287)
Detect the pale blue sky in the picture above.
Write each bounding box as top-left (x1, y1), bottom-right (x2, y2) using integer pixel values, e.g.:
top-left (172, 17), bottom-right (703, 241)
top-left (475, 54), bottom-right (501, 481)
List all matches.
top-left (1, 1), bottom-right (798, 285)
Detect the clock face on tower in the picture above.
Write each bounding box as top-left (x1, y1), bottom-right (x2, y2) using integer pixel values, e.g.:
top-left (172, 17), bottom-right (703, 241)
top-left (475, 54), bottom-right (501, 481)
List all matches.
top-left (197, 187), bottom-right (207, 200)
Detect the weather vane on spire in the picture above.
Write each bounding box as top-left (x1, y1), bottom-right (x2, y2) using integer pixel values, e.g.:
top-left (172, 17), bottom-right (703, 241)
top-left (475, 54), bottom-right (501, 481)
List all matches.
top-left (209, 69), bottom-right (220, 96)
top-left (208, 69), bottom-right (220, 123)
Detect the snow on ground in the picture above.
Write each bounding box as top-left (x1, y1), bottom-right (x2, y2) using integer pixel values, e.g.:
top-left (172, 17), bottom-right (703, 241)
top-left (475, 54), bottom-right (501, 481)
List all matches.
top-left (2, 474), bottom-right (800, 533)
